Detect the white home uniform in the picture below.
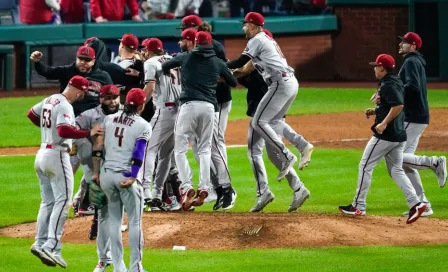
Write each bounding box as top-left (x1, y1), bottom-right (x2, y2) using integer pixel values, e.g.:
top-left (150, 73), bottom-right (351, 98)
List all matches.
top-left (31, 94), bottom-right (76, 256)
top-left (138, 54), bottom-right (181, 201)
top-left (101, 112), bottom-right (151, 272)
top-left (73, 106), bottom-right (112, 265)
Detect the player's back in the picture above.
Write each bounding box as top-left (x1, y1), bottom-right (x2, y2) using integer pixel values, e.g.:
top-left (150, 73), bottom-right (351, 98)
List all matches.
top-left (245, 32), bottom-right (294, 81)
top-left (102, 111), bottom-right (151, 171)
top-left (145, 55), bottom-right (181, 108)
top-left (37, 93), bottom-right (75, 148)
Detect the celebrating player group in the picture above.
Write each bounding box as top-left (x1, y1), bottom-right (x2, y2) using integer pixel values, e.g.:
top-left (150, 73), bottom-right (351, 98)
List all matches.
top-left (26, 11), bottom-right (447, 272)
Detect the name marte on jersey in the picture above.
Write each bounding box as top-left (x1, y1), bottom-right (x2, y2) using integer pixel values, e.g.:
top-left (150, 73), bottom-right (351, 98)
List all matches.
top-left (113, 115), bottom-right (135, 126)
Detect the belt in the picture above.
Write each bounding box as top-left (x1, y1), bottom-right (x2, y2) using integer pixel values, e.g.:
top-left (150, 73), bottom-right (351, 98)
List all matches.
top-left (165, 102), bottom-right (176, 107)
top-left (266, 73), bottom-right (294, 86)
top-left (41, 143), bottom-right (70, 153)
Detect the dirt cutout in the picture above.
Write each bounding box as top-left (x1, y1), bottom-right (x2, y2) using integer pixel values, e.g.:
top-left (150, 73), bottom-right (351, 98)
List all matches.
top-left (3, 213), bottom-right (448, 250)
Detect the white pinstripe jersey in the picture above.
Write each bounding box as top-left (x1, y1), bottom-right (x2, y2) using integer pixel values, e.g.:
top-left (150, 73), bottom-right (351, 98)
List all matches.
top-left (102, 112), bottom-right (152, 171)
top-left (243, 32), bottom-right (294, 82)
top-left (31, 94), bottom-right (75, 148)
top-left (144, 55), bottom-right (181, 108)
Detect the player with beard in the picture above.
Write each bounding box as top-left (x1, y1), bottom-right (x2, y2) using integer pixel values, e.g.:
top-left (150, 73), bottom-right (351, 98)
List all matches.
top-left (70, 86), bottom-right (120, 272)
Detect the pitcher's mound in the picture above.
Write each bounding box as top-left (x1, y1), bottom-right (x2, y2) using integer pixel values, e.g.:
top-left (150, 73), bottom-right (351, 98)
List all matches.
top-left (2, 213), bottom-right (448, 250)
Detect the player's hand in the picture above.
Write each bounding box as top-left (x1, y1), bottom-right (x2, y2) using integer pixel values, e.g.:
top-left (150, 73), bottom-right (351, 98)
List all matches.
top-left (370, 93), bottom-right (381, 104)
top-left (30, 51), bottom-right (43, 63)
top-left (126, 68), bottom-right (140, 77)
top-left (90, 125), bottom-right (104, 137)
top-left (91, 174), bottom-right (100, 185)
top-left (134, 51), bottom-right (143, 61)
top-left (95, 16), bottom-right (108, 23)
top-left (132, 15), bottom-right (143, 22)
top-left (365, 108), bottom-right (375, 119)
top-left (120, 177), bottom-right (136, 188)
top-left (375, 122), bottom-right (387, 134)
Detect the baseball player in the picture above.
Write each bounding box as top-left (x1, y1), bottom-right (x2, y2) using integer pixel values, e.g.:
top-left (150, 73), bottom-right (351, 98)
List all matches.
top-left (179, 16), bottom-right (237, 209)
top-left (137, 37), bottom-right (182, 211)
top-left (162, 31), bottom-right (237, 211)
top-left (396, 32), bottom-right (446, 216)
top-left (72, 85), bottom-right (120, 271)
top-left (339, 54), bottom-right (426, 224)
top-left (92, 88), bottom-right (151, 272)
top-left (235, 29), bottom-right (311, 213)
top-left (27, 76), bottom-right (103, 268)
top-left (227, 12), bottom-right (312, 208)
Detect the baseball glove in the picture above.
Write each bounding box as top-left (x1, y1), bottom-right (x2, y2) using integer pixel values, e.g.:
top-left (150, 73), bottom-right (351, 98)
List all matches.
top-left (69, 143), bottom-right (78, 156)
top-left (88, 180), bottom-right (107, 209)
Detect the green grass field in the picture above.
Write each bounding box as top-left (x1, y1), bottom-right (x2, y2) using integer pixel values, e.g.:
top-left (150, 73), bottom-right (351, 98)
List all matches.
top-left (1, 87), bottom-right (447, 271)
top-left (2, 88), bottom-right (448, 148)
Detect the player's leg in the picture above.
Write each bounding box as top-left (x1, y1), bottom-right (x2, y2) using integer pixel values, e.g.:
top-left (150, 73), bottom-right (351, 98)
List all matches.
top-left (251, 79), bottom-right (299, 180)
top-left (120, 179), bottom-right (144, 272)
top-left (191, 102), bottom-right (215, 207)
top-left (265, 125), bottom-right (310, 213)
top-left (101, 170), bottom-right (126, 272)
top-left (401, 123), bottom-right (432, 206)
top-left (138, 109), bottom-right (162, 201)
top-left (41, 151), bottom-right (73, 268)
top-left (31, 150), bottom-right (57, 266)
top-left (248, 123), bottom-right (274, 212)
top-left (174, 102), bottom-right (197, 210)
top-left (385, 142), bottom-right (426, 223)
top-left (340, 137), bottom-right (393, 214)
top-left (94, 205), bottom-right (112, 271)
top-left (403, 122), bottom-right (447, 188)
top-left (275, 118), bottom-right (314, 170)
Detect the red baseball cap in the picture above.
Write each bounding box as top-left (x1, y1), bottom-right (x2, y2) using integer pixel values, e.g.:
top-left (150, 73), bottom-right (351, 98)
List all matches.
top-left (264, 29), bottom-right (273, 39)
top-left (84, 37), bottom-right (99, 46)
top-left (398, 32), bottom-right (422, 49)
top-left (179, 15), bottom-right (202, 29)
top-left (196, 31), bottom-right (212, 45)
top-left (100, 84), bottom-right (119, 97)
top-left (179, 29), bottom-right (197, 42)
top-left (126, 88), bottom-right (147, 106)
top-left (68, 75), bottom-right (89, 93)
top-left (369, 54), bottom-right (396, 70)
top-left (77, 46), bottom-right (95, 60)
top-left (119, 33), bottom-right (139, 50)
top-left (242, 12), bottom-right (264, 26)
top-left (143, 38), bottom-right (164, 53)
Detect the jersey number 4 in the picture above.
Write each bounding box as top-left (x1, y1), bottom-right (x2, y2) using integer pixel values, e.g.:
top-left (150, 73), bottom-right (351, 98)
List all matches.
top-left (42, 109), bottom-right (52, 128)
top-left (114, 127), bottom-right (124, 147)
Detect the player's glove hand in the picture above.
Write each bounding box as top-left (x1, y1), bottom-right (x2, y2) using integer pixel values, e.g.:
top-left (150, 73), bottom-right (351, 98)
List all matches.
top-left (88, 180), bottom-right (107, 209)
top-left (69, 143), bottom-right (78, 156)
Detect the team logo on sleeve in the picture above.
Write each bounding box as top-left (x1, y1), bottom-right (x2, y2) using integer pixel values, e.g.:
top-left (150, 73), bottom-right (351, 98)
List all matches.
top-left (63, 113), bottom-right (72, 120)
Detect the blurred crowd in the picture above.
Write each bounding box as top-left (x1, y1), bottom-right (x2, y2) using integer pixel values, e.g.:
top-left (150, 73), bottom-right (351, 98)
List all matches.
top-left (0, 0), bottom-right (332, 25)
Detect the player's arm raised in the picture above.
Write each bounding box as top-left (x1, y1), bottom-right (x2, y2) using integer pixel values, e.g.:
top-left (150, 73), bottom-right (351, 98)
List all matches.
top-left (30, 51), bottom-right (71, 80)
top-left (161, 53), bottom-right (185, 74)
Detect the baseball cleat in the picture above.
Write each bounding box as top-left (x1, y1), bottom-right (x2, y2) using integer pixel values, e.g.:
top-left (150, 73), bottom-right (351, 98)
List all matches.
top-left (204, 188), bottom-right (218, 203)
top-left (222, 187), bottom-right (237, 210)
top-left (288, 187), bottom-right (310, 212)
top-left (250, 189), bottom-right (274, 212)
top-left (42, 248), bottom-right (67, 268)
top-left (338, 204), bottom-right (366, 216)
top-left (78, 205), bottom-right (95, 216)
top-left (93, 261), bottom-right (112, 272)
top-left (299, 143), bottom-right (314, 170)
top-left (191, 189), bottom-right (209, 207)
top-left (181, 188), bottom-right (196, 211)
top-left (167, 196), bottom-right (182, 211)
top-left (403, 206), bottom-right (433, 217)
top-left (406, 202), bottom-right (427, 224)
top-left (213, 187), bottom-right (224, 211)
top-left (277, 155), bottom-right (297, 181)
top-left (121, 224), bottom-right (128, 232)
top-left (432, 156), bottom-right (447, 188)
top-left (30, 245), bottom-right (56, 267)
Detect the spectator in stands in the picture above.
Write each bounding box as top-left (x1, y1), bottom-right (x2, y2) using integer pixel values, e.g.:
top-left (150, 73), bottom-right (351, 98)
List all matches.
top-left (144, 0), bottom-right (176, 20)
top-left (174, 0), bottom-right (203, 18)
top-left (60, 0), bottom-right (85, 23)
top-left (20, 0), bottom-right (61, 24)
top-left (90, 0), bottom-right (143, 22)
